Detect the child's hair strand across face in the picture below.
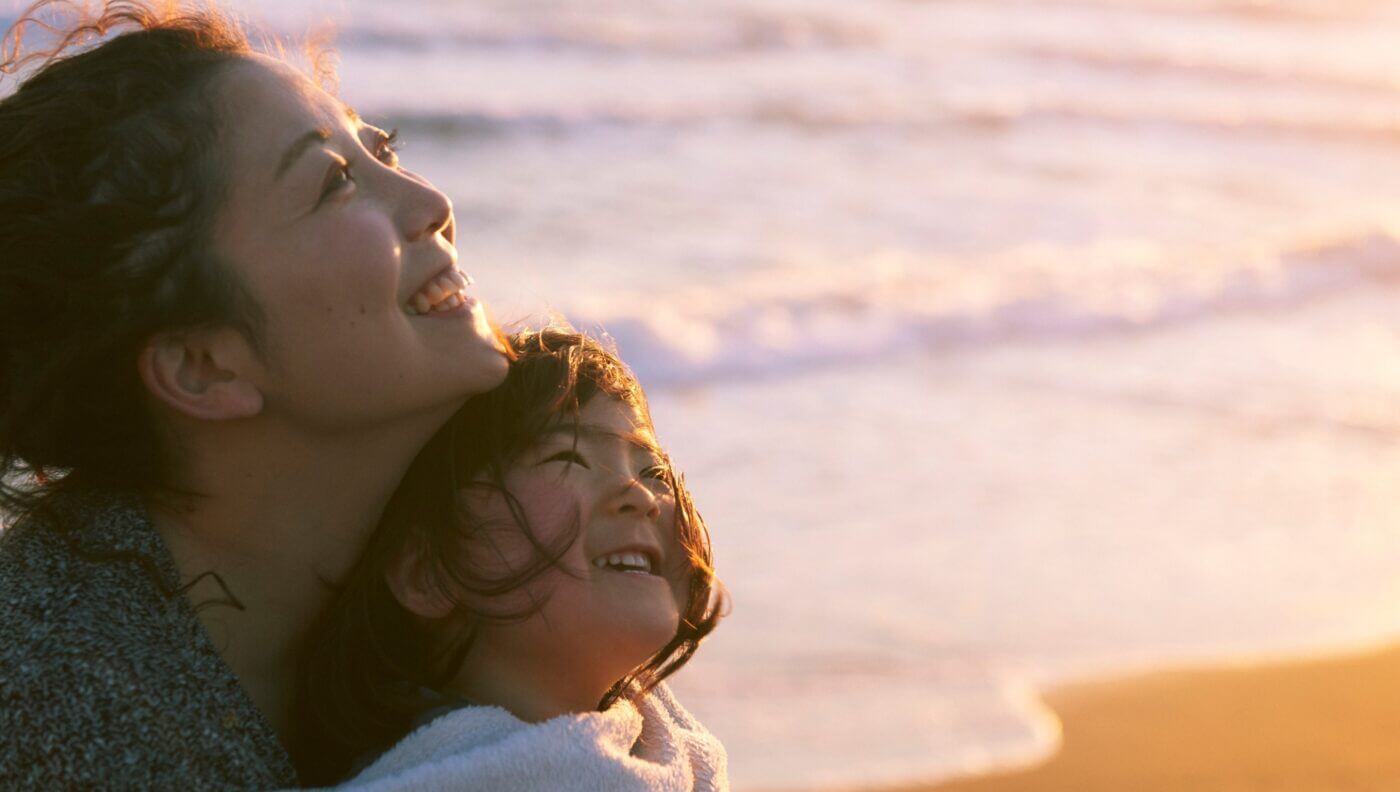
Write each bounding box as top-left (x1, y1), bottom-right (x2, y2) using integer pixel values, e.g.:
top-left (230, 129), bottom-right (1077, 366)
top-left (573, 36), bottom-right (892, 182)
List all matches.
top-left (296, 327), bottom-right (727, 783)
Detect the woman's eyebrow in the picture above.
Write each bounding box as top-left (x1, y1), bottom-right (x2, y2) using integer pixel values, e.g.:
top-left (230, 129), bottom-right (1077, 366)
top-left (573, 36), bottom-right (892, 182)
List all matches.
top-left (274, 126), bottom-right (331, 182)
top-left (273, 106), bottom-right (363, 183)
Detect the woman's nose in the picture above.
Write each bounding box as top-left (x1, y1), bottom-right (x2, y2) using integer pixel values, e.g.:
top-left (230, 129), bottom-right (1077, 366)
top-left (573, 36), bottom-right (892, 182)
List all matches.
top-left (611, 476), bottom-right (662, 521)
top-left (395, 170), bottom-right (454, 244)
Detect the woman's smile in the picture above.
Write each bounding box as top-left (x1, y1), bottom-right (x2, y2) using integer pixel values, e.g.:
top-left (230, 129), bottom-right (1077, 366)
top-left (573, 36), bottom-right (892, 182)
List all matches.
top-left (404, 265), bottom-right (474, 316)
top-left (211, 56), bottom-right (509, 426)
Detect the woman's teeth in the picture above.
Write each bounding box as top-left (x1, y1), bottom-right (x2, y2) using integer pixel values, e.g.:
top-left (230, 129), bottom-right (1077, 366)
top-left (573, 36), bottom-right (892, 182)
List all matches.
top-left (405, 269), bottom-right (474, 315)
top-left (592, 552), bottom-right (654, 575)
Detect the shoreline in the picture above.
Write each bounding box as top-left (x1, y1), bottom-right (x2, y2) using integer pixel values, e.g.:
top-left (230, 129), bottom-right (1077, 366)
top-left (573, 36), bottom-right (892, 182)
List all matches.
top-left (870, 642), bottom-right (1400, 792)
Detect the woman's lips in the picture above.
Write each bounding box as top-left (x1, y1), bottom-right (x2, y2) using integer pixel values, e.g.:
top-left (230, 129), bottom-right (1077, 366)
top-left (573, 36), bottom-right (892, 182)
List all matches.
top-left (405, 266), bottom-right (474, 315)
top-left (416, 291), bottom-right (479, 319)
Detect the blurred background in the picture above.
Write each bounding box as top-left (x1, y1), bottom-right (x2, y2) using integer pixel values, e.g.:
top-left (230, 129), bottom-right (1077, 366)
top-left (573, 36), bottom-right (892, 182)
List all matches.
top-left (14, 0), bottom-right (1400, 788)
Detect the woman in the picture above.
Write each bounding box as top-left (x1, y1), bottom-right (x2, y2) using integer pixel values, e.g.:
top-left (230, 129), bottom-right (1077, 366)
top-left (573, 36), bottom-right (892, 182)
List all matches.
top-left (0, 1), bottom-right (507, 787)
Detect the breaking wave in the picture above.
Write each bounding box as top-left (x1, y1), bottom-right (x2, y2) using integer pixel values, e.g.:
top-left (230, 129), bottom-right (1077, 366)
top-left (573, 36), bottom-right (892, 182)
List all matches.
top-left (547, 232), bottom-right (1400, 386)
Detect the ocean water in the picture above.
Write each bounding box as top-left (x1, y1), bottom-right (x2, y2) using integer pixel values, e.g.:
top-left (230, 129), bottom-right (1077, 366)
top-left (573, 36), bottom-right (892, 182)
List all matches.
top-left (12, 0), bottom-right (1400, 788)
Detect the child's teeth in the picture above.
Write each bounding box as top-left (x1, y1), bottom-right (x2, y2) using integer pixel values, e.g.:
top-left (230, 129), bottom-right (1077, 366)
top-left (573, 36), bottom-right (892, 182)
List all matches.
top-left (413, 293), bottom-right (431, 313)
top-left (588, 552), bottom-right (655, 574)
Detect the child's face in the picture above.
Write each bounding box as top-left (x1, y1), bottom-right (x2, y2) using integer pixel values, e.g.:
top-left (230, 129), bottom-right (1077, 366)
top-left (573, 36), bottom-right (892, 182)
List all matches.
top-left (445, 395), bottom-right (689, 710)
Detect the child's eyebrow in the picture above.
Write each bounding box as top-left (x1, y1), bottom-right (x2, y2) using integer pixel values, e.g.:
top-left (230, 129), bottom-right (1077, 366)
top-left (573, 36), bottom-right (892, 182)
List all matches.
top-left (539, 423), bottom-right (662, 453)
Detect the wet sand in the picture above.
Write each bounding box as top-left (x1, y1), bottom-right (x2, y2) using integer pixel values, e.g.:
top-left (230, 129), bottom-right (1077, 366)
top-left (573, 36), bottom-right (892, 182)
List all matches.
top-left (902, 644), bottom-right (1400, 792)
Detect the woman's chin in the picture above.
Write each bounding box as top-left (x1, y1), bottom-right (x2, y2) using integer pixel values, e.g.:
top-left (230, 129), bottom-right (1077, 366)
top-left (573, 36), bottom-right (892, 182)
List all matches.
top-left (464, 341), bottom-right (510, 392)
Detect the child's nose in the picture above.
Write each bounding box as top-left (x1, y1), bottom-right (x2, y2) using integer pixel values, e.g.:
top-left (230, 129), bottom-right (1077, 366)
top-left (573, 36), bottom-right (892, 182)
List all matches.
top-left (611, 476), bottom-right (662, 521)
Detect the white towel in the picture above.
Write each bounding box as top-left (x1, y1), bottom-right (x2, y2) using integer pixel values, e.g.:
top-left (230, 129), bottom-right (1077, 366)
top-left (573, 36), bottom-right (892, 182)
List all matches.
top-left (309, 683), bottom-right (728, 791)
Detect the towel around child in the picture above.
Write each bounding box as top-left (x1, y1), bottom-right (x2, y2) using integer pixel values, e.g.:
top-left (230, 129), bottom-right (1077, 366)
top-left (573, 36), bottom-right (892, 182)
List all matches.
top-left (301, 683), bottom-right (728, 791)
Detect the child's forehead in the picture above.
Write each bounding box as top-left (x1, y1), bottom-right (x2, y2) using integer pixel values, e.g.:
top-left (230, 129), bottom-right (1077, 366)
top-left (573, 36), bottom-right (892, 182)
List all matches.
top-left (539, 397), bottom-right (658, 450)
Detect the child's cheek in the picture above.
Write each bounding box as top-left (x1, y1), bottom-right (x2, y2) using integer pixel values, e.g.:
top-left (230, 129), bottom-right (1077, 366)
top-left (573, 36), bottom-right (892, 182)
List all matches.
top-left (457, 471), bottom-right (582, 581)
top-left (457, 482), bottom-right (578, 581)
top-left (659, 504), bottom-right (692, 610)
top-left (506, 473), bottom-right (580, 549)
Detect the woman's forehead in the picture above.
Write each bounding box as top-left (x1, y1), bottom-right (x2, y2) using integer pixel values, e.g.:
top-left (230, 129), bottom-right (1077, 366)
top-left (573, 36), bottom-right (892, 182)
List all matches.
top-left (215, 56), bottom-right (349, 173)
top-left (219, 55), bottom-right (330, 117)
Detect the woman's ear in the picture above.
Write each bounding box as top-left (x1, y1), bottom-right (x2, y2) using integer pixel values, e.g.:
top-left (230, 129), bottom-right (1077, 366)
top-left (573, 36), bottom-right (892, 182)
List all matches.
top-left (138, 328), bottom-right (264, 421)
top-left (386, 544), bottom-right (458, 620)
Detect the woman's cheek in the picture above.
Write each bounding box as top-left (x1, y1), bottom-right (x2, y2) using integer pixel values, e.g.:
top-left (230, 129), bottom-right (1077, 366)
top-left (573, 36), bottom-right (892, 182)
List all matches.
top-left (322, 208), bottom-right (404, 293)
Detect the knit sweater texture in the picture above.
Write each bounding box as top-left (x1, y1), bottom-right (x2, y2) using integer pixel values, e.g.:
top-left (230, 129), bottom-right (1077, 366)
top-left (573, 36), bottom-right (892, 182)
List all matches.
top-left (0, 489), bottom-right (298, 790)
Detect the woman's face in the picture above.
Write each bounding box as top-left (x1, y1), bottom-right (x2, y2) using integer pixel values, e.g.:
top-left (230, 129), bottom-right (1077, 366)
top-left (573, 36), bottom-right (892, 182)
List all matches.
top-left (453, 395), bottom-right (688, 703)
top-left (209, 56), bottom-right (507, 429)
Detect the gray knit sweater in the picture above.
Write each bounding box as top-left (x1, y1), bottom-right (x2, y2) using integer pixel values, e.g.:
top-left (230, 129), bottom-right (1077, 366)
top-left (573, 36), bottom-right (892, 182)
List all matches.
top-left (0, 489), bottom-right (298, 790)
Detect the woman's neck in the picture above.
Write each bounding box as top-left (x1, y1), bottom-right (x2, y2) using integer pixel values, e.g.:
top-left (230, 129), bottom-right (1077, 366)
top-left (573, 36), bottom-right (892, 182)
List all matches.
top-left (150, 412), bottom-right (449, 741)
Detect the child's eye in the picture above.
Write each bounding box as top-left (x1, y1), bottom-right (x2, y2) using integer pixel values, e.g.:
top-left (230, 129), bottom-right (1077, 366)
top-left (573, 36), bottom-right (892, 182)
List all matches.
top-left (542, 450), bottom-right (589, 468)
top-left (640, 465), bottom-right (674, 490)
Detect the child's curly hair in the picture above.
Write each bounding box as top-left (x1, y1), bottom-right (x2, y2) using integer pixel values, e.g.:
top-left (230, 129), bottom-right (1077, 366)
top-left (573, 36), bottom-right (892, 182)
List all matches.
top-left (296, 327), bottom-right (727, 783)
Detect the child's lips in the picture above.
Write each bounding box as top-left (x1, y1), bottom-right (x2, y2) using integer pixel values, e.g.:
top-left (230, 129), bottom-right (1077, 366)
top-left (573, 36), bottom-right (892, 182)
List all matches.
top-left (590, 544), bottom-right (663, 575)
top-left (597, 566), bottom-right (672, 590)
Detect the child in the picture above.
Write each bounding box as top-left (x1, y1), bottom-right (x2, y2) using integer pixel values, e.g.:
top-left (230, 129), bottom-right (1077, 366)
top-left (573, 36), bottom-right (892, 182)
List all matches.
top-left (297, 327), bottom-right (729, 790)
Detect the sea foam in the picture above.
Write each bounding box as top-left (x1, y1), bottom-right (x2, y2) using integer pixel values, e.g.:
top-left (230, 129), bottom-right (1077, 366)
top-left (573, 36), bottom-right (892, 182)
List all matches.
top-left (549, 232), bottom-right (1400, 387)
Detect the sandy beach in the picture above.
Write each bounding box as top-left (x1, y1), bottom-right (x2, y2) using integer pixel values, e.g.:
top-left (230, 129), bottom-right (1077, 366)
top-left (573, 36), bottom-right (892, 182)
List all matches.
top-left (892, 644), bottom-right (1400, 792)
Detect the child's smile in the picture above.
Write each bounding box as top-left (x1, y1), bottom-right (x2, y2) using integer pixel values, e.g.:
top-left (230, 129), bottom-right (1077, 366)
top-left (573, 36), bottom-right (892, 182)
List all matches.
top-left (440, 394), bottom-right (688, 717)
top-left (591, 547), bottom-right (662, 575)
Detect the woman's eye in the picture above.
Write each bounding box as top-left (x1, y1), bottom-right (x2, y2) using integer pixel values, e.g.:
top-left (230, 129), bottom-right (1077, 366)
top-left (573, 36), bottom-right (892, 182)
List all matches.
top-left (320, 162), bottom-right (352, 201)
top-left (374, 128), bottom-right (401, 168)
top-left (542, 450), bottom-right (589, 468)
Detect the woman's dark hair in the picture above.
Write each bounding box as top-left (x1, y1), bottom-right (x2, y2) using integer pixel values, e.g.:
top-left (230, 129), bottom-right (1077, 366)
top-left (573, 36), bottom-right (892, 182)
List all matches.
top-left (0, 1), bottom-right (266, 520)
top-left (297, 327), bottom-right (728, 783)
